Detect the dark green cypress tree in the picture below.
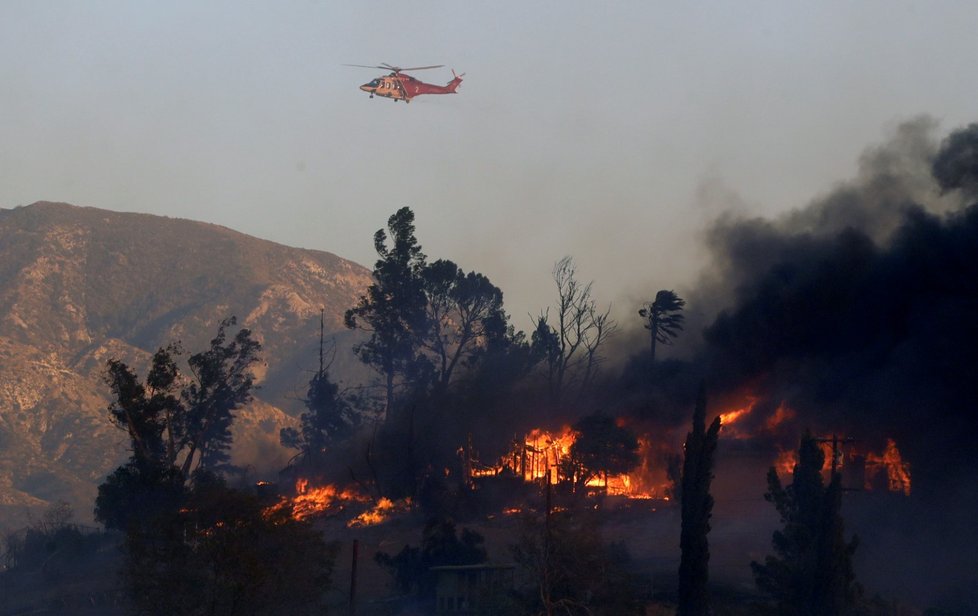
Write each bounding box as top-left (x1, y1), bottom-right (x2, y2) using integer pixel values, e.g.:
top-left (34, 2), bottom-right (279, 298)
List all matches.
top-left (678, 385), bottom-right (721, 616)
top-left (751, 432), bottom-right (861, 615)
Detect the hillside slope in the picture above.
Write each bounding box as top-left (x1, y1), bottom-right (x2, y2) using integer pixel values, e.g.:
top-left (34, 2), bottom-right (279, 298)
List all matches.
top-left (0, 202), bottom-right (372, 530)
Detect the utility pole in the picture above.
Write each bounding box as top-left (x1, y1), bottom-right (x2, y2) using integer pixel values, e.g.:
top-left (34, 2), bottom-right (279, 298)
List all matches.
top-left (349, 538), bottom-right (359, 615)
top-left (543, 470), bottom-right (554, 616)
top-left (318, 308), bottom-right (325, 376)
top-left (815, 434), bottom-right (859, 489)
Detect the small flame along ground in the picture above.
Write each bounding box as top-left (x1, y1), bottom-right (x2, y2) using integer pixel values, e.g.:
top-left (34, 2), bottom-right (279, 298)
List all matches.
top-left (263, 479), bottom-right (412, 527)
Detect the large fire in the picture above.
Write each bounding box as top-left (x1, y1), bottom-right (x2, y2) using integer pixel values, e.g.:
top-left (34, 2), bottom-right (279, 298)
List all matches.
top-left (714, 394), bottom-right (911, 495)
top-left (470, 424), bottom-right (672, 500)
top-left (774, 438), bottom-right (910, 496)
top-left (265, 397), bottom-right (910, 525)
top-left (469, 404), bottom-right (912, 502)
top-left (770, 435), bottom-right (911, 495)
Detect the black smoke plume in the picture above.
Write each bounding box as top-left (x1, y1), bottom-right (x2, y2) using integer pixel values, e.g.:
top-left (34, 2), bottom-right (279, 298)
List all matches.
top-left (686, 119), bottom-right (978, 493)
top-left (933, 122), bottom-right (978, 198)
top-left (618, 119), bottom-right (978, 609)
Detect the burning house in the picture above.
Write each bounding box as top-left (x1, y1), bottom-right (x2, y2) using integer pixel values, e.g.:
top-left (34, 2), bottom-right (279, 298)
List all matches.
top-left (467, 424), bottom-right (673, 503)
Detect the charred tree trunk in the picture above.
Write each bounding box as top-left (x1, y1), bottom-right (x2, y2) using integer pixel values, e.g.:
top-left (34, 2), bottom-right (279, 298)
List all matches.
top-left (384, 367), bottom-right (395, 424)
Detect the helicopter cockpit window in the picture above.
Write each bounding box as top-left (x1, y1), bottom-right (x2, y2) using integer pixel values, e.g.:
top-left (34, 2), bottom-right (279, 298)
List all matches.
top-left (368, 79), bottom-right (380, 87)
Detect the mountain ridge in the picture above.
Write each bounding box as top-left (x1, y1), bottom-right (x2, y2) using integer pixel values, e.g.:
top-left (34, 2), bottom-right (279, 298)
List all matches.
top-left (0, 201), bottom-right (373, 530)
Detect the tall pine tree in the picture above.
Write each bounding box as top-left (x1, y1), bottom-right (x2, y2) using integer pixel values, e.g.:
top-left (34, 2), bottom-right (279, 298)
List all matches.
top-left (678, 385), bottom-right (721, 616)
top-left (344, 207), bottom-right (429, 421)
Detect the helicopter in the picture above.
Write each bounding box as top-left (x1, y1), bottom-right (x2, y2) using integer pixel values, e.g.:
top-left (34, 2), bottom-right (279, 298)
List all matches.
top-left (345, 63), bottom-right (463, 103)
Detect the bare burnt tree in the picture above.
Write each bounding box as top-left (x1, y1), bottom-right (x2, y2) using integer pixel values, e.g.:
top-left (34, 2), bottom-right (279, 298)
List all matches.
top-left (579, 306), bottom-right (617, 392)
top-left (535, 257), bottom-right (617, 402)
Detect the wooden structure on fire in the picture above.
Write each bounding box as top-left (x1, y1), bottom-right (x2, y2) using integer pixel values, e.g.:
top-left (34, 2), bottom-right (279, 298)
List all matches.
top-left (466, 431), bottom-right (570, 485)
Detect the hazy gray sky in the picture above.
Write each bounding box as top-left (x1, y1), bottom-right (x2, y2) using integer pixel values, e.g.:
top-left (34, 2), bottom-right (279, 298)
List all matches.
top-left (2, 1), bottom-right (976, 330)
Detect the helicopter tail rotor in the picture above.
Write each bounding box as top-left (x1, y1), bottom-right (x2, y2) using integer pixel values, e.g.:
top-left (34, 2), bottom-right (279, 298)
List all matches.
top-left (447, 69), bottom-right (464, 92)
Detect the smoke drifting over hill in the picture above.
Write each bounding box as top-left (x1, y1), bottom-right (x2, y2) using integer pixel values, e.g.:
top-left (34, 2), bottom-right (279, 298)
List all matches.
top-left (681, 118), bottom-right (978, 490)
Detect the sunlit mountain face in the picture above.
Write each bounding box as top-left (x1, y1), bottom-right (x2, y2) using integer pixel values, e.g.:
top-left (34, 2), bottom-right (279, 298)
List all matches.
top-left (0, 202), bottom-right (372, 531)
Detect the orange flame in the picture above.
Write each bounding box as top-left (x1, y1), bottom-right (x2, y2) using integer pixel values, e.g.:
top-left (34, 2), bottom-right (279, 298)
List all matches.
top-left (347, 497), bottom-right (412, 527)
top-left (472, 424), bottom-right (670, 499)
top-left (715, 394), bottom-right (760, 438)
top-left (774, 448), bottom-right (798, 477)
top-left (772, 443), bottom-right (837, 478)
top-left (716, 396), bottom-right (797, 439)
top-left (264, 480), bottom-right (371, 522)
top-left (773, 438), bottom-right (911, 496)
top-left (719, 406), bottom-right (750, 426)
top-left (865, 438), bottom-right (911, 496)
top-left (764, 403), bottom-right (795, 431)
top-left (262, 479), bottom-right (416, 525)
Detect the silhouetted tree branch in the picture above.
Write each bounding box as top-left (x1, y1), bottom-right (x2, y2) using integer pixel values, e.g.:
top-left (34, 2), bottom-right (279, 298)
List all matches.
top-left (639, 289), bottom-right (685, 365)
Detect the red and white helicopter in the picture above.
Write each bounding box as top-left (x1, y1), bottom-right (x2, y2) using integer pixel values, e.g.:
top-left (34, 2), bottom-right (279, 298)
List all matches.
top-left (345, 63), bottom-right (463, 103)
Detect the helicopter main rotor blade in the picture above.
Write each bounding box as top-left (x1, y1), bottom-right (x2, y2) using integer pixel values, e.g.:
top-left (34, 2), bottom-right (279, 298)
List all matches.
top-left (345, 62), bottom-right (446, 72)
top-left (397, 65), bottom-right (444, 71)
top-left (379, 63), bottom-right (444, 72)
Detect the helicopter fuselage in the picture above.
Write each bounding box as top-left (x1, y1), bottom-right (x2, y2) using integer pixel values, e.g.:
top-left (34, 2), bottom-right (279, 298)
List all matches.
top-left (359, 72), bottom-right (462, 102)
